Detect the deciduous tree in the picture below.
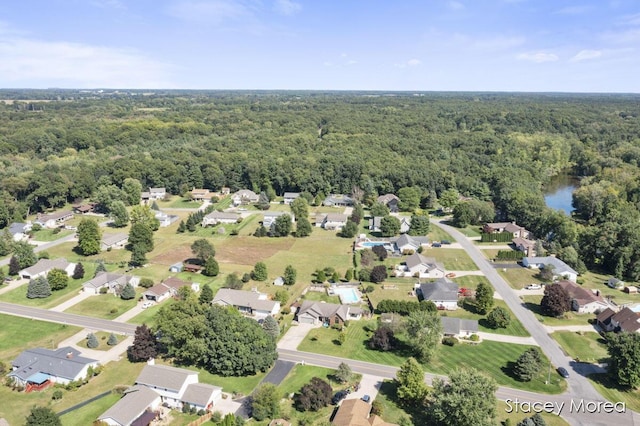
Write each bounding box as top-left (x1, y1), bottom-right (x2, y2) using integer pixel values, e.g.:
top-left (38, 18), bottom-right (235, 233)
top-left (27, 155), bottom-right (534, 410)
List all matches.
top-left (335, 362), bottom-right (353, 383)
top-left (127, 324), bottom-right (157, 362)
top-left (475, 282), bottom-right (494, 314)
top-left (370, 265), bottom-right (388, 283)
top-left (339, 220), bottom-right (358, 238)
top-left (380, 215), bottom-right (401, 237)
top-left (290, 197), bottom-right (309, 220)
top-left (607, 332), bottom-right (640, 388)
top-left (406, 310), bottom-right (442, 362)
top-left (273, 214), bottom-right (292, 237)
top-left (540, 284), bottom-right (570, 317)
top-left (283, 265), bottom-right (297, 285)
top-left (408, 214), bottom-right (430, 236)
top-left (110, 200), bottom-right (129, 227)
top-left (252, 262), bottom-right (268, 281)
top-left (77, 218), bottom-right (101, 255)
top-left (294, 377), bottom-right (332, 411)
top-left (25, 406), bottom-right (61, 426)
top-left (47, 268), bottom-right (69, 291)
top-left (396, 357), bottom-right (428, 404)
top-left (13, 241), bottom-right (38, 268)
top-left (130, 205), bottom-right (160, 231)
top-left (199, 283), bottom-right (214, 304)
top-left (191, 238), bottom-right (215, 263)
top-left (369, 326), bottom-right (396, 351)
top-left (295, 216), bottom-right (312, 237)
top-left (251, 383), bottom-right (280, 421)
top-left (485, 306), bottom-right (511, 329)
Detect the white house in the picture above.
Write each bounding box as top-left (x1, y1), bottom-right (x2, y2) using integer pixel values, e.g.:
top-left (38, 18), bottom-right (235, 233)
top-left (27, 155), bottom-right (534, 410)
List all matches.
top-left (283, 192), bottom-right (300, 205)
top-left (397, 253), bottom-right (445, 278)
top-left (202, 211), bottom-right (241, 226)
top-left (212, 288), bottom-right (280, 319)
top-left (98, 385), bottom-right (162, 426)
top-left (83, 272), bottom-right (140, 295)
top-left (8, 222), bottom-right (31, 242)
top-left (143, 277), bottom-right (198, 303)
top-left (155, 210), bottom-right (178, 227)
top-left (101, 232), bottom-right (129, 251)
top-left (441, 317), bottom-right (478, 338)
top-left (231, 189), bottom-right (260, 206)
top-left (419, 278), bottom-right (459, 310)
top-left (263, 211), bottom-right (294, 229)
top-left (320, 213), bottom-right (349, 230)
top-left (148, 187), bottom-right (166, 200)
top-left (522, 256), bottom-right (579, 282)
top-left (19, 258), bottom-right (76, 280)
top-left (34, 210), bottom-right (74, 229)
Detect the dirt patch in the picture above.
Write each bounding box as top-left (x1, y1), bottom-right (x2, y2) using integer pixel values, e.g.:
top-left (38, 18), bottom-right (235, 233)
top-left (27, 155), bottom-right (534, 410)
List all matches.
top-left (216, 237), bottom-right (295, 265)
top-left (151, 244), bottom-right (193, 265)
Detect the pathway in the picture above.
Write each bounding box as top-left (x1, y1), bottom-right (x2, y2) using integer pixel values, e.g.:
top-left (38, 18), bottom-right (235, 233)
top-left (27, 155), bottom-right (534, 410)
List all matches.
top-left (50, 289), bottom-right (93, 312)
top-left (476, 332), bottom-right (538, 346)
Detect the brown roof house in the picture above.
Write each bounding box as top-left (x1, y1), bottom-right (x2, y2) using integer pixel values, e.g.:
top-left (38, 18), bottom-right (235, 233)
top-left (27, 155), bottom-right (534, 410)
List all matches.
top-left (143, 277), bottom-right (199, 302)
top-left (332, 399), bottom-right (398, 426)
top-left (296, 301), bottom-right (362, 326)
top-left (212, 288), bottom-right (280, 319)
top-left (483, 222), bottom-right (529, 239)
top-left (376, 194), bottom-right (400, 213)
top-left (597, 307), bottom-right (640, 333)
top-left (512, 237), bottom-right (537, 257)
top-left (556, 280), bottom-right (609, 314)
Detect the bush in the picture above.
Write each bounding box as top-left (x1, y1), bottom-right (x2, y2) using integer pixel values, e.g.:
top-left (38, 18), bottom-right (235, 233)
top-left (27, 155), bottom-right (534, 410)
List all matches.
top-left (282, 306), bottom-right (291, 315)
top-left (139, 278), bottom-right (154, 289)
top-left (99, 287), bottom-right (108, 294)
top-left (469, 334), bottom-right (479, 342)
top-left (86, 333), bottom-right (99, 349)
top-left (52, 389), bottom-right (63, 400)
top-left (442, 336), bottom-right (458, 346)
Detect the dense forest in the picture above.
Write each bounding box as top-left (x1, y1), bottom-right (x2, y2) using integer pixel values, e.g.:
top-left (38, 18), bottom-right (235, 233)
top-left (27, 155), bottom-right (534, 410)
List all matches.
top-left (1, 90), bottom-right (640, 279)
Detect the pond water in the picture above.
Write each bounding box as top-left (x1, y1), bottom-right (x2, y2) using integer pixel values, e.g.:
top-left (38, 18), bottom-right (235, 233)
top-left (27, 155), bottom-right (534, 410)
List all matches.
top-left (544, 174), bottom-right (579, 214)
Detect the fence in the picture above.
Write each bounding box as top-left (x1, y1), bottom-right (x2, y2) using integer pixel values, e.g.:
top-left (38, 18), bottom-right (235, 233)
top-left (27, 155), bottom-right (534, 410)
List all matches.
top-left (186, 412), bottom-right (212, 426)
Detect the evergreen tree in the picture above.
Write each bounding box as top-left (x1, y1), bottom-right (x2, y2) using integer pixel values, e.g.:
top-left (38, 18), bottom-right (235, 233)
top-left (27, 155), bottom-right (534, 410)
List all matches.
top-left (486, 306), bottom-right (511, 329)
top-left (203, 256), bottom-right (220, 276)
top-left (396, 357), bottom-right (428, 403)
top-left (339, 220), bottom-right (358, 238)
top-left (475, 282), bottom-right (494, 314)
top-left (283, 265), bottom-right (297, 285)
top-left (107, 333), bottom-right (118, 346)
top-left (295, 216), bottom-right (312, 237)
top-left (72, 262), bottom-right (85, 279)
top-left (252, 262), bottom-right (268, 281)
top-left (129, 222), bottom-right (154, 253)
top-left (86, 332), bottom-right (99, 348)
top-left (130, 244), bottom-right (148, 267)
top-left (177, 220), bottom-right (186, 233)
top-left (94, 260), bottom-right (107, 276)
top-left (262, 316), bottom-right (280, 339)
top-left (120, 282), bottom-right (136, 300)
top-left (199, 283), bottom-right (214, 304)
top-left (513, 348), bottom-right (543, 382)
top-left (27, 276), bottom-right (51, 299)
top-left (9, 256), bottom-right (20, 275)
top-left (254, 225), bottom-right (268, 237)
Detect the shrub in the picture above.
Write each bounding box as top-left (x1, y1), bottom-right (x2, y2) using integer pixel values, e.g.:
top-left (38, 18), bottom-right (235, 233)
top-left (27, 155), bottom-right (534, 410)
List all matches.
top-left (282, 306), bottom-right (291, 315)
top-left (99, 287), bottom-right (108, 294)
top-left (139, 278), bottom-right (154, 289)
top-left (469, 334), bottom-right (479, 342)
top-left (442, 336), bottom-right (458, 346)
top-left (86, 333), bottom-right (99, 349)
top-left (52, 389), bottom-right (63, 400)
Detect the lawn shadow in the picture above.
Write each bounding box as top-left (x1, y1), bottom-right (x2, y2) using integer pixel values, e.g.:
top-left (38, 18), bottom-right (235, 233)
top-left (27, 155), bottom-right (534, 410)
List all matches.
top-left (378, 381), bottom-right (430, 425)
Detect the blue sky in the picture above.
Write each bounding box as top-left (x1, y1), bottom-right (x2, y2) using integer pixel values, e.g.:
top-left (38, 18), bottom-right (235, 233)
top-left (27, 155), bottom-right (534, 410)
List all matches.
top-left (1, 0), bottom-right (639, 92)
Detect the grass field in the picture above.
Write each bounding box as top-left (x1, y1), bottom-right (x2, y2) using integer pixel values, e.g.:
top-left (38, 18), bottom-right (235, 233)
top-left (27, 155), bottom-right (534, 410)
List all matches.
top-left (367, 281), bottom-right (416, 307)
top-left (75, 331), bottom-right (125, 351)
top-left (551, 331), bottom-right (609, 363)
top-left (276, 365), bottom-right (345, 397)
top-left (0, 279), bottom-right (84, 309)
top-left (521, 295), bottom-right (592, 326)
top-left (65, 292), bottom-right (141, 320)
top-left (580, 270), bottom-right (639, 305)
top-left (168, 197), bottom-right (202, 209)
top-left (421, 248), bottom-right (478, 271)
top-left (443, 299), bottom-right (530, 337)
top-left (31, 228), bottom-right (73, 242)
top-left (127, 298), bottom-right (176, 327)
top-left (60, 392), bottom-right (120, 426)
top-left (497, 400), bottom-right (569, 426)
top-left (302, 290), bottom-right (341, 304)
top-left (499, 267), bottom-right (542, 289)
top-left (428, 226), bottom-right (456, 243)
top-left (589, 373), bottom-right (640, 412)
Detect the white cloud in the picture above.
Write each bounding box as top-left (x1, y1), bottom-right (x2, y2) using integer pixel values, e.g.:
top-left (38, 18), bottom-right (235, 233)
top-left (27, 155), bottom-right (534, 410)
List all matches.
top-left (395, 59), bottom-right (422, 68)
top-left (554, 5), bottom-right (593, 15)
top-left (516, 52), bottom-right (559, 63)
top-left (274, 0), bottom-right (301, 16)
top-left (166, 0), bottom-right (251, 24)
top-left (600, 28), bottom-right (640, 44)
top-left (0, 37), bottom-right (175, 88)
top-left (448, 1), bottom-right (465, 11)
top-left (570, 49), bottom-right (602, 62)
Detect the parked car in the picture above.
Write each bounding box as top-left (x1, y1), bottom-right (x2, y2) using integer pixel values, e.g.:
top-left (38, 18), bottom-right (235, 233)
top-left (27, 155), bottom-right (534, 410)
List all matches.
top-left (362, 395), bottom-right (371, 403)
top-left (557, 367), bottom-right (570, 378)
top-left (441, 240), bottom-right (451, 245)
top-left (141, 301), bottom-right (154, 309)
top-left (525, 284), bottom-right (542, 290)
top-left (432, 242), bottom-right (442, 248)
top-left (446, 272), bottom-right (456, 278)
top-left (332, 391), bottom-right (348, 405)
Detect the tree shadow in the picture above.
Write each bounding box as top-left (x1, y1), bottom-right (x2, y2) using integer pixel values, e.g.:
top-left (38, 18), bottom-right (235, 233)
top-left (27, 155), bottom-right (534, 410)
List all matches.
top-left (501, 361), bottom-right (520, 381)
top-left (378, 381), bottom-right (430, 425)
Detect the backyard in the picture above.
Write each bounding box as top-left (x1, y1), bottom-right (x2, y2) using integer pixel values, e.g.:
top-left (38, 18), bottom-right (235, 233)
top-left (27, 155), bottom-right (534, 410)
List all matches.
top-left (521, 295), bottom-right (593, 327)
top-left (420, 248), bottom-right (478, 271)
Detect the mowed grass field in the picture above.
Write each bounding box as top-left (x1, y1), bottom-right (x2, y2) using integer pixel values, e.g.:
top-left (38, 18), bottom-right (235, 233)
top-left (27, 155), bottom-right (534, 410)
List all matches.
top-left (551, 331), bottom-right (609, 363)
top-left (65, 292), bottom-right (141, 320)
top-left (589, 373), bottom-right (640, 412)
top-left (421, 248), bottom-right (478, 271)
top-left (521, 295), bottom-right (592, 326)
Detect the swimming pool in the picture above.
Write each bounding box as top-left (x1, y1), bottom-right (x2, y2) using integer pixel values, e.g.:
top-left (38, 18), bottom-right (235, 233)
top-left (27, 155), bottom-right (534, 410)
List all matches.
top-left (361, 241), bottom-right (387, 247)
top-left (334, 287), bottom-right (360, 304)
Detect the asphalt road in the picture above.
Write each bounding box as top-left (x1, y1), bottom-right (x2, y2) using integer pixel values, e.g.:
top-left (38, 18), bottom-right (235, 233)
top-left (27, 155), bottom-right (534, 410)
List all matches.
top-left (0, 233), bottom-right (77, 267)
top-left (0, 301), bottom-right (138, 335)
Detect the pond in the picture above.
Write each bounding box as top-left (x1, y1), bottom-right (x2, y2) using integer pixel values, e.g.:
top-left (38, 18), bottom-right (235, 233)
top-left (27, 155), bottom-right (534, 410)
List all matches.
top-left (544, 174), bottom-right (579, 214)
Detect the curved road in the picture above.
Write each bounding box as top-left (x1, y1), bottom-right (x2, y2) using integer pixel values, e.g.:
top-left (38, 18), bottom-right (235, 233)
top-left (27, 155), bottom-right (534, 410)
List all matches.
top-left (431, 219), bottom-right (637, 425)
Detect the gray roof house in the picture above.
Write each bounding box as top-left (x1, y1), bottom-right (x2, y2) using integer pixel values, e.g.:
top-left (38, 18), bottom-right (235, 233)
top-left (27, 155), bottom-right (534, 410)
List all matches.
top-left (231, 189), bottom-right (260, 206)
top-left (283, 192), bottom-right (301, 205)
top-left (441, 317), bottom-right (478, 338)
top-left (202, 211), bottom-right (241, 226)
top-left (83, 271), bottom-right (140, 295)
top-left (34, 210), bottom-right (74, 229)
top-left (101, 232), bottom-right (129, 251)
top-left (392, 234), bottom-right (429, 253)
top-left (377, 194), bottom-right (400, 212)
top-left (322, 194), bottom-right (354, 207)
top-left (419, 278), bottom-right (459, 310)
top-left (321, 213), bottom-right (349, 230)
top-left (19, 258), bottom-right (76, 280)
top-left (212, 288), bottom-right (280, 319)
top-left (295, 301), bottom-right (362, 326)
top-left (98, 385), bottom-right (161, 426)
top-left (398, 253), bottom-right (444, 278)
top-left (9, 347), bottom-right (99, 388)
top-left (521, 256), bottom-right (579, 282)
top-left (263, 211), bottom-right (294, 229)
top-left (9, 222), bottom-right (31, 241)
top-left (181, 382), bottom-right (223, 411)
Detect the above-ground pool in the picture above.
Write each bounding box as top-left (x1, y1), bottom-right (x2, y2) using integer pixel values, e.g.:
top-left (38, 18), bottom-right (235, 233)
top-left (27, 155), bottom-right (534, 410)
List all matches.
top-left (333, 287), bottom-right (361, 304)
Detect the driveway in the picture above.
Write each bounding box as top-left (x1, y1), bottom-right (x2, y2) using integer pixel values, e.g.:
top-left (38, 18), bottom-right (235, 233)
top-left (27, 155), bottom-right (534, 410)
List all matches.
top-left (277, 322), bottom-right (317, 350)
top-left (344, 374), bottom-right (381, 403)
top-left (50, 289), bottom-right (93, 312)
top-left (260, 360), bottom-right (296, 387)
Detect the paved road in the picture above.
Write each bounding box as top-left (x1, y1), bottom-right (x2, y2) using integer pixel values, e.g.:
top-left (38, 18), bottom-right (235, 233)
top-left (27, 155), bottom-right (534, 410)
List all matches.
top-left (0, 301), bottom-right (138, 335)
top-left (431, 220), bottom-right (638, 425)
top-left (0, 233), bottom-right (77, 267)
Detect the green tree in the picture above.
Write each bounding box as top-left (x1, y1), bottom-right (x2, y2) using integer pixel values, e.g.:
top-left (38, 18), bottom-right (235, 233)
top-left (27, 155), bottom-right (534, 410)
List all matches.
top-left (252, 262), bottom-right (268, 281)
top-left (370, 202), bottom-right (390, 217)
top-left (110, 200), bottom-right (129, 227)
top-left (199, 283), bottom-right (214, 304)
top-left (295, 216), bottom-right (312, 237)
top-left (25, 406), bottom-right (61, 426)
top-left (72, 262), bottom-right (85, 279)
top-left (380, 215), bottom-right (401, 237)
top-left (429, 368), bottom-right (497, 426)
top-left (225, 273), bottom-right (244, 289)
top-left (540, 284), bottom-right (570, 317)
top-left (122, 178), bottom-right (142, 206)
top-left (0, 229), bottom-right (13, 257)
top-left (251, 383), bottom-right (280, 421)
top-left (47, 268), bottom-right (69, 291)
top-left (191, 238), bottom-right (215, 263)
top-left (344, 268), bottom-right (353, 281)
top-left (120, 282), bottom-right (136, 300)
top-left (513, 348), bottom-right (543, 382)
top-left (339, 220), bottom-right (358, 238)
top-left (475, 282), bottom-right (494, 314)
top-left (177, 220), bottom-right (186, 233)
top-left (607, 332), bottom-right (640, 388)
top-left (439, 189), bottom-right (460, 211)
top-left (13, 241), bottom-right (38, 268)
top-left (485, 306), bottom-right (511, 329)
top-left (107, 333), bottom-right (118, 346)
top-left (452, 202), bottom-right (473, 228)
top-left (335, 362), bottom-right (353, 383)
top-left (155, 296), bottom-right (208, 364)
top-left (128, 222), bottom-right (154, 253)
top-left (283, 265), bottom-right (297, 285)
top-left (86, 332), bottom-right (99, 348)
top-left (396, 357), bottom-right (428, 404)
top-left (406, 310), bottom-right (442, 362)
top-left (294, 377), bottom-right (333, 411)
top-left (370, 265), bottom-right (388, 283)
top-left (398, 187), bottom-right (421, 211)
top-left (77, 218), bottom-right (101, 255)
top-left (203, 256), bottom-right (220, 277)
top-left (9, 256), bottom-right (20, 275)
top-left (262, 315), bottom-right (280, 339)
top-left (130, 205), bottom-right (160, 231)
top-left (408, 214), bottom-right (430, 236)
top-left (129, 244), bottom-right (148, 267)
top-left (316, 269), bottom-right (326, 283)
top-left (254, 225), bottom-right (268, 237)
top-left (273, 214), bottom-right (292, 237)
top-left (290, 197), bottom-right (309, 220)
top-left (26, 276), bottom-right (51, 299)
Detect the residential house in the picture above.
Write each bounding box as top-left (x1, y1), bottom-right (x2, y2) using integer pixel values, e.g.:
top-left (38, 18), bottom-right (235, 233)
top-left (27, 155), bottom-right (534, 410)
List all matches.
top-left (397, 253), bottom-right (445, 278)
top-left (212, 288), bottom-right (280, 319)
top-left (322, 194), bottom-right (354, 207)
top-left (441, 317), bottom-right (479, 338)
top-left (521, 256), bottom-right (579, 282)
top-left (189, 188), bottom-right (213, 202)
top-left (377, 194), bottom-right (400, 213)
top-left (155, 210), bottom-right (178, 227)
top-left (202, 211), bottom-right (241, 227)
top-left (8, 222), bottom-right (31, 242)
top-left (8, 347), bottom-right (99, 391)
top-left (83, 271), bottom-right (140, 295)
top-left (597, 307), bottom-right (640, 333)
top-left (320, 213), bottom-right (349, 230)
top-left (283, 192), bottom-right (301, 205)
top-left (398, 216), bottom-right (411, 234)
top-left (368, 216), bottom-right (383, 233)
top-left (392, 234), bottom-right (429, 253)
top-left (34, 210), bottom-right (74, 229)
top-left (101, 232), bottom-right (129, 251)
top-left (19, 258), bottom-right (76, 280)
top-left (263, 211), bottom-right (294, 229)
top-left (556, 280), bottom-right (609, 314)
top-left (143, 277), bottom-right (198, 303)
top-left (512, 237), bottom-right (536, 257)
top-left (231, 189), bottom-right (260, 206)
top-left (97, 385), bottom-right (161, 426)
top-left (134, 364), bottom-right (221, 410)
top-left (148, 188), bottom-right (166, 201)
top-left (332, 398), bottom-right (398, 426)
top-left (295, 301), bottom-right (362, 325)
top-left (220, 187), bottom-right (231, 195)
top-left (483, 222), bottom-right (530, 239)
top-left (419, 278), bottom-right (459, 310)
top-left (608, 277), bottom-right (625, 289)
top-left (73, 203), bottom-right (97, 214)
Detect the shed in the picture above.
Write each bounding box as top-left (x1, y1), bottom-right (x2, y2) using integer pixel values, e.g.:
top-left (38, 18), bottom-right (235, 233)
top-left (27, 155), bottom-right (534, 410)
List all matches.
top-left (625, 286), bottom-right (638, 294)
top-left (273, 276), bottom-right (285, 286)
top-left (169, 262), bottom-right (184, 273)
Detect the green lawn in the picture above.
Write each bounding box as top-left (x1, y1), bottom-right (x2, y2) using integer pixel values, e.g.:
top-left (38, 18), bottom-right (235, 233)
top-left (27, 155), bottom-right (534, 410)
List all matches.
top-left (497, 400), bottom-right (569, 426)
top-left (127, 298), bottom-right (176, 327)
top-left (375, 380), bottom-right (426, 425)
top-left (276, 365), bottom-right (348, 398)
top-left (65, 292), bottom-right (140, 320)
top-left (428, 225), bottom-right (456, 243)
top-left (580, 270), bottom-right (639, 305)
top-left (0, 280), bottom-right (84, 309)
top-left (367, 282), bottom-right (417, 308)
top-left (76, 331), bottom-right (125, 351)
top-left (0, 314), bottom-right (81, 361)
top-left (30, 228), bottom-right (73, 242)
top-left (302, 290), bottom-right (341, 305)
top-left (521, 295), bottom-right (592, 326)
top-left (168, 197), bottom-right (202, 209)
top-left (60, 392), bottom-right (120, 426)
top-left (443, 299), bottom-right (530, 337)
top-left (420, 248), bottom-right (478, 271)
top-left (589, 373), bottom-right (640, 413)
top-left (499, 267), bottom-right (543, 290)
top-left (452, 275), bottom-right (490, 290)
top-left (551, 331), bottom-right (609, 363)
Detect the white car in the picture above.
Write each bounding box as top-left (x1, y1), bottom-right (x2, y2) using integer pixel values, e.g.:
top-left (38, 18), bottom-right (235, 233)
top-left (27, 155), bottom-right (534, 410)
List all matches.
top-left (141, 301), bottom-right (154, 309)
top-left (525, 284), bottom-right (542, 290)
